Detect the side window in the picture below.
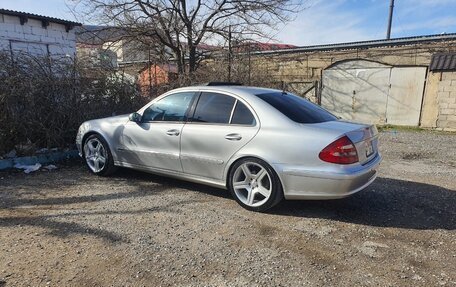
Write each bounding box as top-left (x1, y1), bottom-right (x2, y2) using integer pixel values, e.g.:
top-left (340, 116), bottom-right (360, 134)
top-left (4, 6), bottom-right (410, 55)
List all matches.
top-left (231, 102), bottom-right (256, 125)
top-left (192, 92), bottom-right (236, 124)
top-left (142, 92), bottom-right (195, 122)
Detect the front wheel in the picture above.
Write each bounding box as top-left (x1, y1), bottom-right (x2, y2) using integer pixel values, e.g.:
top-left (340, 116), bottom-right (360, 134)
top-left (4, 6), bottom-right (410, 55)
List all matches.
top-left (83, 134), bottom-right (117, 176)
top-left (228, 158), bottom-right (283, 212)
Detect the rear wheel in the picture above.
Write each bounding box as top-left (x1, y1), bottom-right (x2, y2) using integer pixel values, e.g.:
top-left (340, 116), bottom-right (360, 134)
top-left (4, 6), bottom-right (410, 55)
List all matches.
top-left (83, 134), bottom-right (117, 176)
top-left (228, 158), bottom-right (283, 212)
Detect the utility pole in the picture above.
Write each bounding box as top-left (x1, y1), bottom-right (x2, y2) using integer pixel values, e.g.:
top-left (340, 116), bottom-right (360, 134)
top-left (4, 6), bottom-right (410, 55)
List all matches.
top-left (248, 43), bottom-right (251, 85)
top-left (148, 48), bottom-right (152, 97)
top-left (228, 25), bottom-right (232, 82)
top-left (386, 0), bottom-right (394, 39)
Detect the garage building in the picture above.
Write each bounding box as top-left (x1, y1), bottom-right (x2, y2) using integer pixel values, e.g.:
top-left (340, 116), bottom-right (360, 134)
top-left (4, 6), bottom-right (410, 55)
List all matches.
top-left (245, 34), bottom-right (456, 131)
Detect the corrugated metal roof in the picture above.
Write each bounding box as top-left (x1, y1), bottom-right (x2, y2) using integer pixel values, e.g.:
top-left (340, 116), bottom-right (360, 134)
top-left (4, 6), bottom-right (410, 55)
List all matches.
top-left (430, 53), bottom-right (456, 71)
top-left (75, 25), bottom-right (124, 45)
top-left (235, 42), bottom-right (297, 52)
top-left (250, 33), bottom-right (456, 56)
top-left (0, 8), bottom-right (81, 27)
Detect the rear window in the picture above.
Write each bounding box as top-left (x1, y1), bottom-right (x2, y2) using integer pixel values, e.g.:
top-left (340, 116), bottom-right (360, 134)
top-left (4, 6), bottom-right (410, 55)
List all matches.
top-left (255, 92), bottom-right (337, 123)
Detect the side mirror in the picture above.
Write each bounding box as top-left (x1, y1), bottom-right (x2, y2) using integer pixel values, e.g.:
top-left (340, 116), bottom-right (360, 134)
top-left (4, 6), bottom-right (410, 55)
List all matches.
top-left (129, 112), bottom-right (142, 123)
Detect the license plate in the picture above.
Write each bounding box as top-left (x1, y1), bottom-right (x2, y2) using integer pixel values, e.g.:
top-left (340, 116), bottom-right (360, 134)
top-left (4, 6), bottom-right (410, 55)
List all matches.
top-left (365, 141), bottom-right (374, 157)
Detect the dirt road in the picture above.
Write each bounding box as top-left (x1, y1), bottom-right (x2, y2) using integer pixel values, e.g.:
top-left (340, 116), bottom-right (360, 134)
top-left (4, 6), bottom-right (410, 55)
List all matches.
top-left (0, 130), bottom-right (455, 286)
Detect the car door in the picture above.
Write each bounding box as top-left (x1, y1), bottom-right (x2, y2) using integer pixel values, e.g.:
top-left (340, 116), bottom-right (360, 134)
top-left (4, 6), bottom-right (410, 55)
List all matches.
top-left (117, 92), bottom-right (196, 172)
top-left (180, 91), bottom-right (260, 180)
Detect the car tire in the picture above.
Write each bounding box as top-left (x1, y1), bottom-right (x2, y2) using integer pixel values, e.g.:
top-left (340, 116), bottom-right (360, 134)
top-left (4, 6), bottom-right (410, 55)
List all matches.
top-left (83, 134), bottom-right (117, 176)
top-left (228, 157), bottom-right (283, 212)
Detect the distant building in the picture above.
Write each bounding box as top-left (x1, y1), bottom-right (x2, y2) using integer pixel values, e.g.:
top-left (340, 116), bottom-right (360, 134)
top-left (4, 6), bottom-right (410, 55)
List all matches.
top-left (0, 9), bottom-right (81, 58)
top-left (138, 63), bottom-right (178, 96)
top-left (75, 25), bottom-right (160, 68)
top-left (75, 25), bottom-right (220, 68)
top-left (76, 26), bottom-right (130, 67)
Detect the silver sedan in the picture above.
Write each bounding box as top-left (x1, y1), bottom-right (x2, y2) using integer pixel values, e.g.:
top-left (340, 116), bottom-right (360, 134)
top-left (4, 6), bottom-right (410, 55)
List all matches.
top-left (76, 84), bottom-right (382, 211)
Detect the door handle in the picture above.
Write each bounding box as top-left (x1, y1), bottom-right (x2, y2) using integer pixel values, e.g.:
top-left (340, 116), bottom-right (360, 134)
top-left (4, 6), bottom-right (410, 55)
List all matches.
top-left (225, 133), bottom-right (242, 141)
top-left (166, 129), bottom-right (180, 136)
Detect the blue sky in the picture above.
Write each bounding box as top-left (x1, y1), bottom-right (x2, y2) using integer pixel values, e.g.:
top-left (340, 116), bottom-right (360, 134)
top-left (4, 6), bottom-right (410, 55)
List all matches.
top-left (1, 0), bottom-right (456, 45)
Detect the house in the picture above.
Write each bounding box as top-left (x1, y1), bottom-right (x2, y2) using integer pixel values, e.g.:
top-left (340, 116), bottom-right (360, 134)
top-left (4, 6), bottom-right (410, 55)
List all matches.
top-left (75, 25), bottom-right (143, 67)
top-left (75, 26), bottom-right (121, 67)
top-left (75, 25), bottom-right (163, 68)
top-left (75, 25), bottom-right (219, 89)
top-left (138, 63), bottom-right (178, 96)
top-left (0, 9), bottom-right (81, 58)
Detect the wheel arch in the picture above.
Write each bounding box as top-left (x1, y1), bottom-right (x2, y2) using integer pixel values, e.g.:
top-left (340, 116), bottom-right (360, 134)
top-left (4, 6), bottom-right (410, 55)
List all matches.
top-left (81, 131), bottom-right (116, 159)
top-left (224, 155), bottom-right (285, 191)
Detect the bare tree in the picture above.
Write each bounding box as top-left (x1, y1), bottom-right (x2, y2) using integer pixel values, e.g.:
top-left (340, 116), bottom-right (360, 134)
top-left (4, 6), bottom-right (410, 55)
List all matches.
top-left (72, 0), bottom-right (303, 75)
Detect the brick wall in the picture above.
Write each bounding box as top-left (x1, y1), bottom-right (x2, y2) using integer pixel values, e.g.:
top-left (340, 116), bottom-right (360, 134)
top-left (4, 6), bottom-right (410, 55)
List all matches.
top-left (436, 72), bottom-right (456, 130)
top-left (138, 64), bottom-right (170, 96)
top-left (0, 13), bottom-right (76, 57)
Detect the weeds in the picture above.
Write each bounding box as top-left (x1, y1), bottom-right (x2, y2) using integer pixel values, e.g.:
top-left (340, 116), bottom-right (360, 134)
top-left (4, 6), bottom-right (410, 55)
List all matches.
top-left (0, 52), bottom-right (148, 155)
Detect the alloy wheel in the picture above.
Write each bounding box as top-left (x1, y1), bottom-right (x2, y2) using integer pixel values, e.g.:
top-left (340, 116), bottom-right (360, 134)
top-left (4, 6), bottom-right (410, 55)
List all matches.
top-left (84, 137), bottom-right (107, 173)
top-left (232, 162), bottom-right (272, 207)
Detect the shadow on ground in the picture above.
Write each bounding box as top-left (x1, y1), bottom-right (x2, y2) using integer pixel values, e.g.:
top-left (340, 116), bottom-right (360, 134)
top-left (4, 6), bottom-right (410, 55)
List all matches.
top-left (0, 167), bottom-right (454, 244)
top-left (273, 177), bottom-right (456, 230)
top-left (117, 170), bottom-right (456, 230)
top-left (0, 167), bottom-right (216, 243)
top-left (118, 170), bottom-right (456, 230)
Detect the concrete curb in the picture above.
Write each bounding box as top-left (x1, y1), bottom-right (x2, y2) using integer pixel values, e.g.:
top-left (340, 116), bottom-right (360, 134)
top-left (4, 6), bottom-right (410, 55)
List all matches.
top-left (0, 150), bottom-right (79, 170)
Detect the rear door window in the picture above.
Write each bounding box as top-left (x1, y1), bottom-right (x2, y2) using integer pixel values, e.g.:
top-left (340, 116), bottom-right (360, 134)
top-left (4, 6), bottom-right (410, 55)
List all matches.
top-left (192, 92), bottom-right (236, 124)
top-left (231, 101), bottom-right (256, 125)
top-left (255, 92), bottom-right (337, 123)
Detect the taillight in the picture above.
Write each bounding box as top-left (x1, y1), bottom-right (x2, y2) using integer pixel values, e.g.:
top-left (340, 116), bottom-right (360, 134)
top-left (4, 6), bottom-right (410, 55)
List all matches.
top-left (319, 136), bottom-right (359, 164)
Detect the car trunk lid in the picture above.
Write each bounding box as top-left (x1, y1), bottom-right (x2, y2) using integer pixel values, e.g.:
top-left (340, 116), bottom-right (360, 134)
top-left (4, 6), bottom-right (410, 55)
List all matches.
top-left (310, 120), bottom-right (379, 165)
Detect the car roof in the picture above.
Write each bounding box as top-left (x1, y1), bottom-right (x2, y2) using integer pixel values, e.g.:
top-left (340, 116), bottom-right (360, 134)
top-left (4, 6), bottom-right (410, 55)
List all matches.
top-left (154, 85), bottom-right (298, 128)
top-left (170, 85), bottom-right (281, 99)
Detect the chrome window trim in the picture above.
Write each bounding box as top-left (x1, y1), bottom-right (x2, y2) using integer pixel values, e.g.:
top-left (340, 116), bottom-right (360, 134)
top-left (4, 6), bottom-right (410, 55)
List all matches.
top-left (189, 90), bottom-right (258, 127)
top-left (140, 91), bottom-right (197, 124)
top-left (228, 100), bottom-right (238, 124)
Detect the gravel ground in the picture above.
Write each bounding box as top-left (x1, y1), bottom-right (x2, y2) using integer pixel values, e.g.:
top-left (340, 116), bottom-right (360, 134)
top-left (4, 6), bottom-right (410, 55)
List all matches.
top-left (0, 130), bottom-right (455, 287)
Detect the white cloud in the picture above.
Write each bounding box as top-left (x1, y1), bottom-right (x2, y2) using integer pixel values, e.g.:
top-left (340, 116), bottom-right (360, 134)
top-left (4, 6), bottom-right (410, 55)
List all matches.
top-left (402, 0), bottom-right (456, 7)
top-left (274, 0), bottom-right (456, 46)
top-left (274, 0), bottom-right (378, 45)
top-left (394, 16), bottom-right (456, 34)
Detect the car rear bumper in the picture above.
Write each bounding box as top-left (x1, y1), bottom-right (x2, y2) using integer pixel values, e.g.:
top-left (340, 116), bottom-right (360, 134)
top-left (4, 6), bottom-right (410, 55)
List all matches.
top-left (276, 153), bottom-right (382, 200)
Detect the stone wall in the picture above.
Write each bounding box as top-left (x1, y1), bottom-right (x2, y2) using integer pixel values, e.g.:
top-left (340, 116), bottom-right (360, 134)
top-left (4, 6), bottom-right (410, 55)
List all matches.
top-left (248, 40), bottom-right (456, 84)
top-left (0, 13), bottom-right (76, 57)
top-left (436, 72), bottom-right (456, 130)
top-left (242, 40), bottom-right (456, 130)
